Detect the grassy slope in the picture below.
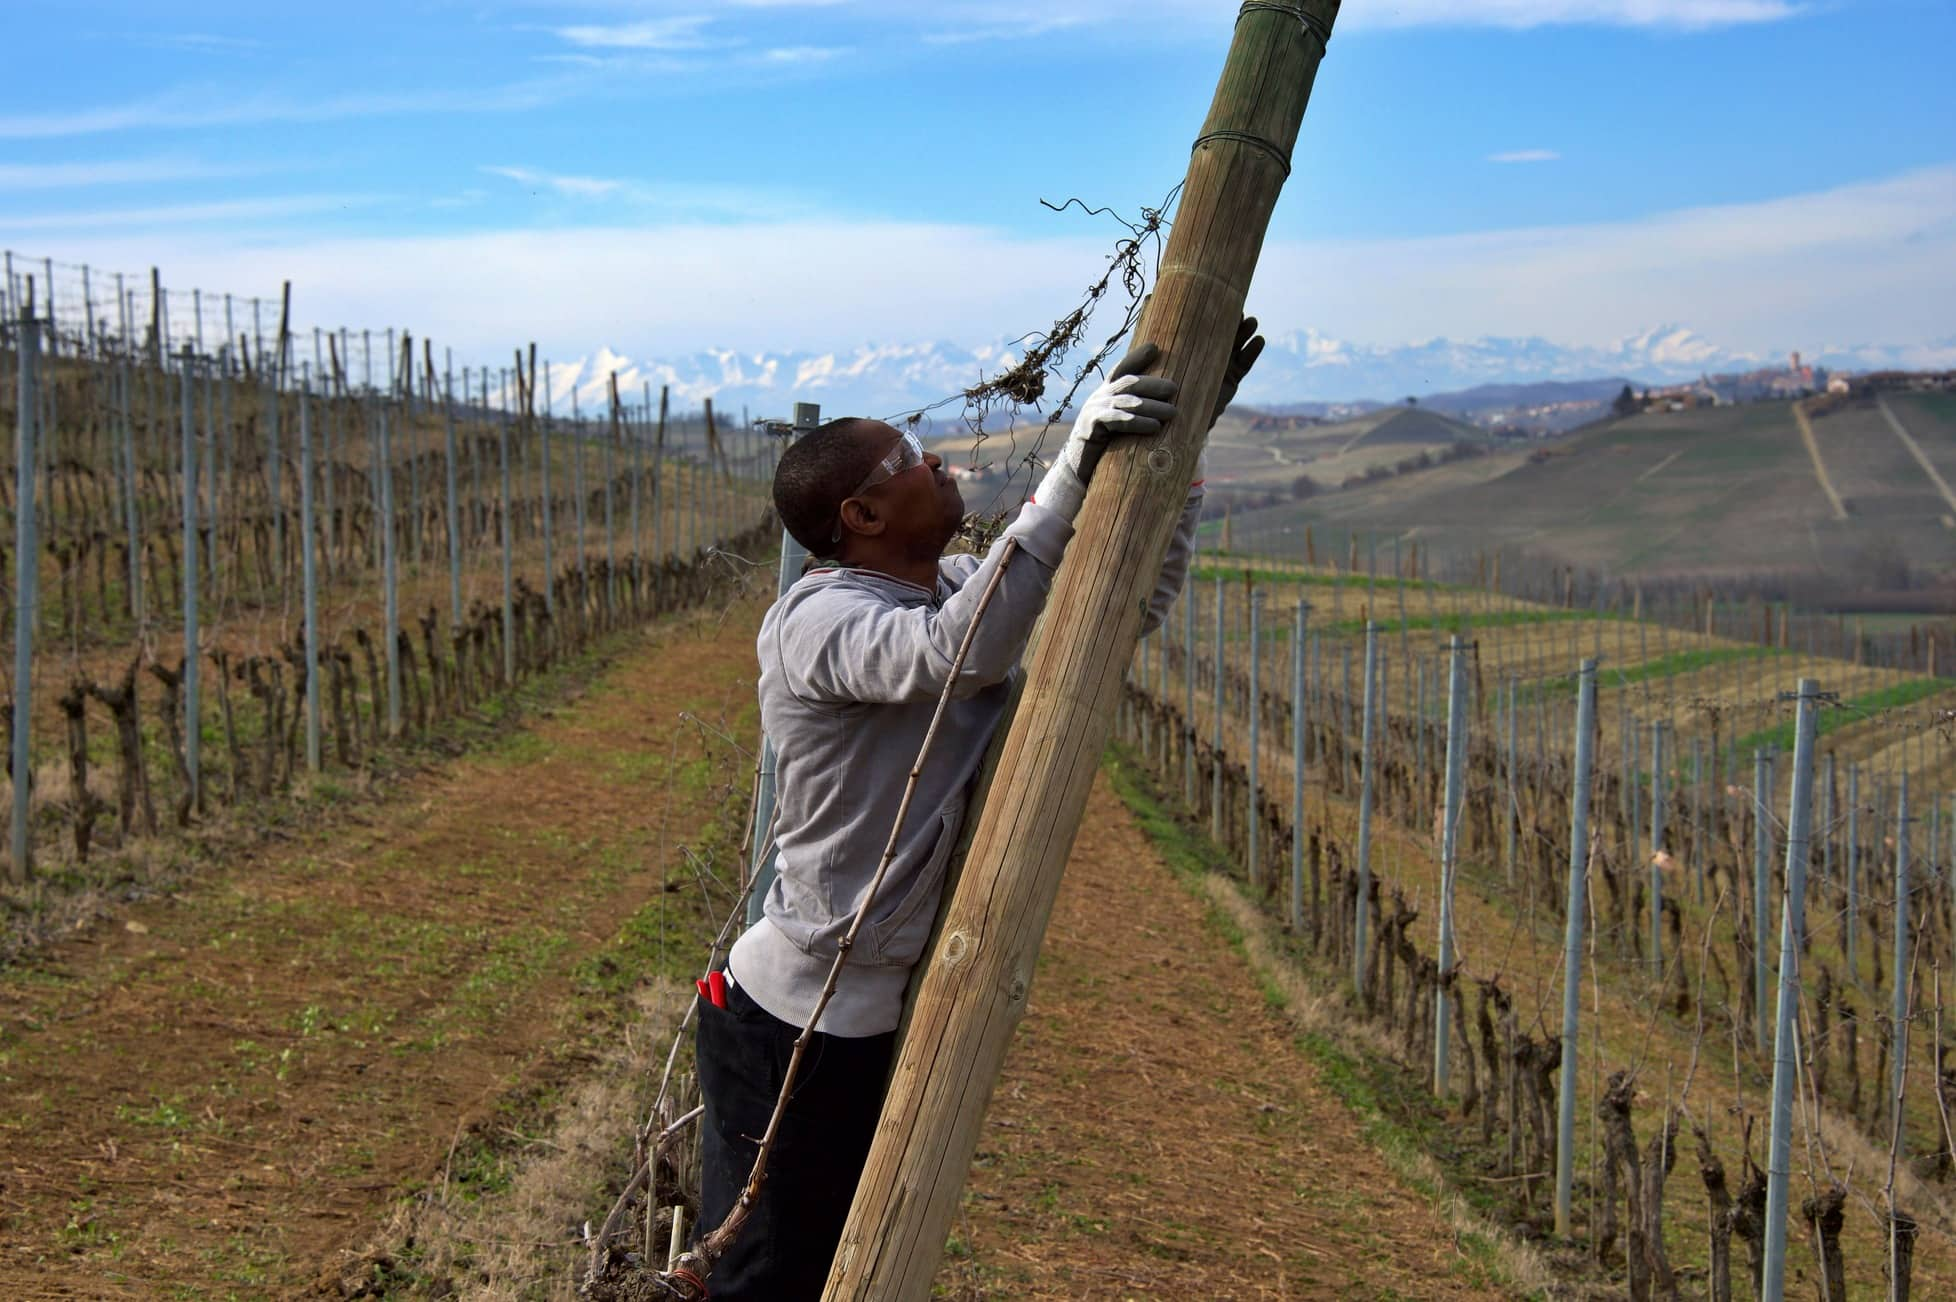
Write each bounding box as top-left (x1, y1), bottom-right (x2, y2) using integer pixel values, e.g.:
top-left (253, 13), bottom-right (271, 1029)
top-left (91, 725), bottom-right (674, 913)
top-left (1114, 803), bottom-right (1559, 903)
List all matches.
top-left (1215, 395), bottom-right (1956, 582)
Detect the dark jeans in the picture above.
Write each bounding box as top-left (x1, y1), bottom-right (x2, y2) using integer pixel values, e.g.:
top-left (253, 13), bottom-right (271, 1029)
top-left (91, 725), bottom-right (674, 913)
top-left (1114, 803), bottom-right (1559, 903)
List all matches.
top-left (694, 980), bottom-right (896, 1301)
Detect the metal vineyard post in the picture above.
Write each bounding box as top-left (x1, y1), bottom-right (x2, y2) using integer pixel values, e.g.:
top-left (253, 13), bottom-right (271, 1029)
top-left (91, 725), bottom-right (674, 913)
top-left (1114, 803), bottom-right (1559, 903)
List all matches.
top-left (1554, 658), bottom-right (1599, 1237)
top-left (1247, 591), bottom-right (1263, 887)
top-left (180, 348), bottom-right (202, 813)
top-left (301, 383), bottom-right (322, 773)
top-left (1761, 679), bottom-right (1821, 1299)
top-left (1290, 600), bottom-right (1308, 933)
top-left (9, 309), bottom-right (41, 879)
top-left (1354, 621), bottom-right (1379, 994)
top-left (1434, 634), bottom-right (1467, 1095)
top-left (1754, 749), bottom-right (1773, 1049)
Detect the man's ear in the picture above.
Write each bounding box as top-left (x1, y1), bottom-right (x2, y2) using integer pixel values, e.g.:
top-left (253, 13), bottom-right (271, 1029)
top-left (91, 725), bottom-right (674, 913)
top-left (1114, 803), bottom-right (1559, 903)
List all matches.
top-left (838, 496), bottom-right (886, 538)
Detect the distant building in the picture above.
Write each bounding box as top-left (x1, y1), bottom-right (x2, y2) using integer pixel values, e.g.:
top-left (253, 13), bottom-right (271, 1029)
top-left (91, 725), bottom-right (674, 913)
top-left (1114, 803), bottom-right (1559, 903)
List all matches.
top-left (1645, 380), bottom-right (1720, 411)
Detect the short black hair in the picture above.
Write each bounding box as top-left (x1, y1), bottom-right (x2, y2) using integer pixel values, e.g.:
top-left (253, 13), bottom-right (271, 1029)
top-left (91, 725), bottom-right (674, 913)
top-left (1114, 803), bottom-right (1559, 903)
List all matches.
top-left (772, 418), bottom-right (889, 555)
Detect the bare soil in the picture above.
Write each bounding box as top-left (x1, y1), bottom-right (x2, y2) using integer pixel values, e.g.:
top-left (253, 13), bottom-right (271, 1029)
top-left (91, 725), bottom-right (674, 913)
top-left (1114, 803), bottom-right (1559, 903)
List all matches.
top-left (939, 772), bottom-right (1505, 1300)
top-left (0, 589), bottom-right (767, 1299)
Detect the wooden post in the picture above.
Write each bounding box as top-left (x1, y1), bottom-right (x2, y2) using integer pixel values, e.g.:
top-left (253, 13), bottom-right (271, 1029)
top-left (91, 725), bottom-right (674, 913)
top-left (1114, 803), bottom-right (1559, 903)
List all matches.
top-left (826, 6), bottom-right (1340, 1296)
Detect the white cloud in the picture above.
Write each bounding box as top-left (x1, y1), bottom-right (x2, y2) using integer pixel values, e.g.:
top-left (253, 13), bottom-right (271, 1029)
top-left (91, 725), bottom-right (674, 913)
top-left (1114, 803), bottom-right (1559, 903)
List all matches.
top-left (0, 194), bottom-right (380, 231)
top-left (0, 2), bottom-right (1803, 149)
top-left (430, 188), bottom-right (489, 210)
top-left (1488, 149), bottom-right (1560, 164)
top-left (552, 18), bottom-right (714, 50)
top-left (26, 220), bottom-right (1092, 361)
top-left (756, 46), bottom-right (848, 63)
top-left (0, 157), bottom-right (262, 189)
top-left (129, 32), bottom-right (264, 53)
top-left (477, 166), bottom-right (805, 219)
top-left (922, 17), bottom-right (1086, 45)
top-left (27, 165), bottom-right (1949, 376)
top-left (0, 81), bottom-right (570, 140)
top-left (806, 0), bottom-right (1800, 30)
top-left (1335, 0), bottom-right (1799, 29)
top-left (1251, 164), bottom-right (1956, 349)
top-left (482, 165), bottom-right (623, 199)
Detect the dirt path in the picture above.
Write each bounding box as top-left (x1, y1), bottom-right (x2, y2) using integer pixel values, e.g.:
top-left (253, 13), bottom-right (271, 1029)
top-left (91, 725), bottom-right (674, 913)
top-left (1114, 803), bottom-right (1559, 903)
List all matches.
top-left (0, 590), bottom-right (769, 1299)
top-left (1878, 395), bottom-right (1956, 521)
top-left (1793, 399), bottom-right (1850, 521)
top-left (940, 772), bottom-right (1504, 1300)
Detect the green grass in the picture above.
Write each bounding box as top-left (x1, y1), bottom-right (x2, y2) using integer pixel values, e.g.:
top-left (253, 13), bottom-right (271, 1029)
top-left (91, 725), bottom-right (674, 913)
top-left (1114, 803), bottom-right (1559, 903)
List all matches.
top-left (1521, 645), bottom-right (1787, 703)
top-left (1317, 605), bottom-right (1614, 640)
top-left (1186, 602), bottom-right (1619, 647)
top-left (1734, 676), bottom-right (1951, 755)
top-left (1191, 559), bottom-right (1451, 594)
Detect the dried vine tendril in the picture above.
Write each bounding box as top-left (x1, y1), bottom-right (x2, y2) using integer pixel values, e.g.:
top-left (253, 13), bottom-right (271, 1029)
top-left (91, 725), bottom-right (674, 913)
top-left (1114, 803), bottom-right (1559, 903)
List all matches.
top-left (885, 183), bottom-right (1184, 549)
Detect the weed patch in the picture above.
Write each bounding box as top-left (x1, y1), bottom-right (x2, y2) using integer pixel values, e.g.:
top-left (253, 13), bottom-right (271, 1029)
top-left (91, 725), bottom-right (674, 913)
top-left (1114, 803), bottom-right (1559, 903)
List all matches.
top-left (1735, 676), bottom-right (1950, 755)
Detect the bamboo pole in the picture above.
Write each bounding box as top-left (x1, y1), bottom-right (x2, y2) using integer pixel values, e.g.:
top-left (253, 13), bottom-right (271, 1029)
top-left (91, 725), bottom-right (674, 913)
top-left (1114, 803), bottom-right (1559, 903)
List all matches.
top-left (826, 6), bottom-right (1340, 1295)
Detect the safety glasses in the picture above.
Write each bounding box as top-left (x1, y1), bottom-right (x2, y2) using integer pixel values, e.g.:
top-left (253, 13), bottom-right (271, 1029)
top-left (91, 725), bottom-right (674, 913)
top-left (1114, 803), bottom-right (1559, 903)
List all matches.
top-left (832, 430), bottom-right (927, 543)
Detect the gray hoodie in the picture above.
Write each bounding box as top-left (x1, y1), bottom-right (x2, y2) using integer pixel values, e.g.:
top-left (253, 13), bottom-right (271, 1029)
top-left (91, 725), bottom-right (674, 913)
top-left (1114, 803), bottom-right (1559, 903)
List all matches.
top-left (729, 487), bottom-right (1203, 1035)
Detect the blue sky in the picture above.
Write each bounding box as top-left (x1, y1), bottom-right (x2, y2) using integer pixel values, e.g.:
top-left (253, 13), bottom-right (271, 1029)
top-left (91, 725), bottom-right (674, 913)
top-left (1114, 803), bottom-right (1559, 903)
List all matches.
top-left (4, 0), bottom-right (1953, 380)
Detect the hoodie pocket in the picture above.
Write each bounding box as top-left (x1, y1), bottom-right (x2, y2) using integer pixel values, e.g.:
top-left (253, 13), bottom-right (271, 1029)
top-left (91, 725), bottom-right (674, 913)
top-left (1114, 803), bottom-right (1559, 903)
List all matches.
top-left (864, 809), bottom-right (958, 968)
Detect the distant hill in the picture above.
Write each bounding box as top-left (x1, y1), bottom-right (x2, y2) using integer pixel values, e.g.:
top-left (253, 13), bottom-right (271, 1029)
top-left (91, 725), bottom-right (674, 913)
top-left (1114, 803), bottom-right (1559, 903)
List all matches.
top-left (1426, 378), bottom-right (1634, 409)
top-left (1214, 391), bottom-right (1956, 594)
top-left (1202, 403), bottom-right (1499, 501)
top-left (1339, 406), bottom-right (1497, 446)
top-left (1259, 377), bottom-right (1628, 419)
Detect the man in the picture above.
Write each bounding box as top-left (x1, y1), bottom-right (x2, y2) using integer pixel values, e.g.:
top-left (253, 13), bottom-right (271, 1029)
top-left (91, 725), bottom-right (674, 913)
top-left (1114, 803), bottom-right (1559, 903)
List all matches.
top-left (696, 324), bottom-right (1262, 1298)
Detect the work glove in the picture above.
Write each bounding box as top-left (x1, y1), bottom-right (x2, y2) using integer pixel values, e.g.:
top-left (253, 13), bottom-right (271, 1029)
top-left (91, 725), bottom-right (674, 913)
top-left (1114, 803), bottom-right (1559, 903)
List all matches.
top-left (1210, 316), bottom-right (1265, 428)
top-left (1032, 343), bottom-right (1178, 523)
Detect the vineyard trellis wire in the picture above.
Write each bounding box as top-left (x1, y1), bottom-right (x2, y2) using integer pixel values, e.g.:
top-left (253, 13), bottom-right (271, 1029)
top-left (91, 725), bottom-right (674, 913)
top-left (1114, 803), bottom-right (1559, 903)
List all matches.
top-left (583, 255), bottom-right (1956, 1292)
top-left (15, 214), bottom-right (1954, 1292)
top-left (885, 185), bottom-right (1182, 551)
top-left (1195, 509), bottom-right (1956, 686)
top-left (1, 251), bottom-right (780, 910)
top-left (8, 189), bottom-right (1207, 1294)
top-left (1105, 542), bottom-right (1956, 1295)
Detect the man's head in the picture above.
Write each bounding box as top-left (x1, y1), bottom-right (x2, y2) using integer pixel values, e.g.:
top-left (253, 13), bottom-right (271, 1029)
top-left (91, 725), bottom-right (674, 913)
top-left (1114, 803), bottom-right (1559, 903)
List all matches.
top-left (772, 418), bottom-right (964, 566)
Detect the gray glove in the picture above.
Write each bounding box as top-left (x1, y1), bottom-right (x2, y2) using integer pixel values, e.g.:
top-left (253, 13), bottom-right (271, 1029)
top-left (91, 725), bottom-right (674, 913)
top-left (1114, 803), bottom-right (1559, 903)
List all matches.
top-left (1033, 343), bottom-right (1179, 522)
top-left (1210, 316), bottom-right (1265, 427)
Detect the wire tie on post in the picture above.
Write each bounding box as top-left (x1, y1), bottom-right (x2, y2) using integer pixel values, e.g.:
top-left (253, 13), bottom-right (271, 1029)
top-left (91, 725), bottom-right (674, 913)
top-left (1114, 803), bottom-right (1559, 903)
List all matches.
top-left (1236, 1), bottom-right (1336, 48)
top-left (1189, 128), bottom-right (1293, 178)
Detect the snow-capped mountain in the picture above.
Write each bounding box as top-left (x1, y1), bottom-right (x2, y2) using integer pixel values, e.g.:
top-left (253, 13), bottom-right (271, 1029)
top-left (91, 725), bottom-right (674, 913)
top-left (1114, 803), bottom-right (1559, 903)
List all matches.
top-left (539, 327), bottom-right (1955, 419)
top-left (542, 342), bottom-right (1010, 422)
